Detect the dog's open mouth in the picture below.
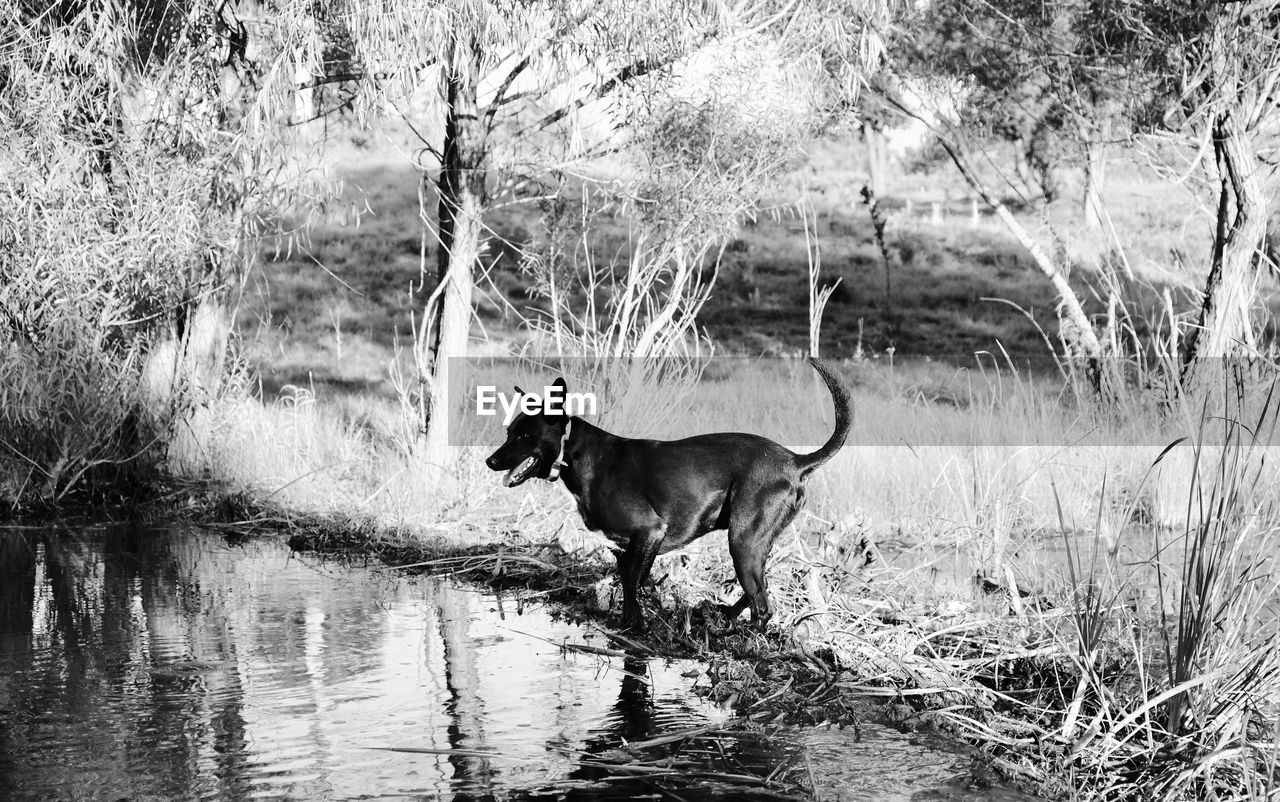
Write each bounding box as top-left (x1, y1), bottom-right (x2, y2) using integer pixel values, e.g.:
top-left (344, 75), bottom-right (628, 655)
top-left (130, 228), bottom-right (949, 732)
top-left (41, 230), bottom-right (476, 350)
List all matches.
top-left (505, 455), bottom-right (539, 487)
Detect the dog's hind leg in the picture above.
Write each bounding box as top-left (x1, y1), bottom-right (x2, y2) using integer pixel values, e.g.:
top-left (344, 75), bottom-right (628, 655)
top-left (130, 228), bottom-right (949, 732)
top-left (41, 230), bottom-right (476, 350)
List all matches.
top-left (726, 486), bottom-right (803, 629)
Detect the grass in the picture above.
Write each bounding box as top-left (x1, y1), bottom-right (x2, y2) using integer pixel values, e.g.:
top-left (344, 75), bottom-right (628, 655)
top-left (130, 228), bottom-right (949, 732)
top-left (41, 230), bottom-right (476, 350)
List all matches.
top-left (236, 138), bottom-right (1215, 397)
top-left (178, 133), bottom-right (1280, 799)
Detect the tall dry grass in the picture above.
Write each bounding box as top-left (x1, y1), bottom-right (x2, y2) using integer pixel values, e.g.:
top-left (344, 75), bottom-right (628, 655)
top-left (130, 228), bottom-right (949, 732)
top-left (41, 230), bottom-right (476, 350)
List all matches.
top-left (1032, 377), bottom-right (1280, 798)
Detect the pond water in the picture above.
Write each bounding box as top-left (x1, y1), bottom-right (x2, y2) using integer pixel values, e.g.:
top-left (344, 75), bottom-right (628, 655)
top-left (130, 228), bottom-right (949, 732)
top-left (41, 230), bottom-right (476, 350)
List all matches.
top-left (0, 520), bottom-right (1033, 801)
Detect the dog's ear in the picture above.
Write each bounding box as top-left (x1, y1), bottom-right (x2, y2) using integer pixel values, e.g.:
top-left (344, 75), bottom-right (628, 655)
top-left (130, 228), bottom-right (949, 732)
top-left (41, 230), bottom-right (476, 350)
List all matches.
top-left (513, 384), bottom-right (526, 396)
top-left (539, 377), bottom-right (568, 420)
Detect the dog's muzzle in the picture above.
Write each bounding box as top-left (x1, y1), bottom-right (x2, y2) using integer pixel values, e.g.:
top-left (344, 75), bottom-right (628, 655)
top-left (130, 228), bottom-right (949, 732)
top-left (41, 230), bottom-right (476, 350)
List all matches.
top-left (502, 455), bottom-right (540, 487)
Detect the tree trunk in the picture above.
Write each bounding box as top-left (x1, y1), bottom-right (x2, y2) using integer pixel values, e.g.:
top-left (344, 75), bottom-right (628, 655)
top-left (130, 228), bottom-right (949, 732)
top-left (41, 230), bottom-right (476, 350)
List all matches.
top-left (1186, 114), bottom-right (1267, 367)
top-left (1027, 136), bottom-right (1058, 204)
top-left (422, 37), bottom-right (486, 473)
top-left (141, 289), bottom-right (230, 425)
top-left (865, 125), bottom-right (887, 198)
top-left (1012, 138), bottom-right (1036, 197)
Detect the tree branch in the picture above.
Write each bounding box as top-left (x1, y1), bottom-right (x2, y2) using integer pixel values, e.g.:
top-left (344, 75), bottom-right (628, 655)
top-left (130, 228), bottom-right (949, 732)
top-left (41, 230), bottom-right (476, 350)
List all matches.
top-left (531, 35), bottom-right (714, 132)
top-left (296, 59), bottom-right (438, 92)
top-left (484, 54), bottom-right (531, 133)
top-left (288, 96), bottom-right (355, 127)
top-left (296, 71), bottom-right (364, 91)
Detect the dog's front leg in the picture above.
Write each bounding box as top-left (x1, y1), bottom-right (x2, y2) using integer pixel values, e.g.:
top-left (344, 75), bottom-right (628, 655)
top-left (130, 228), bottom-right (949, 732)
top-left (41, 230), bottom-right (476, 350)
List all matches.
top-left (617, 525), bottom-right (666, 630)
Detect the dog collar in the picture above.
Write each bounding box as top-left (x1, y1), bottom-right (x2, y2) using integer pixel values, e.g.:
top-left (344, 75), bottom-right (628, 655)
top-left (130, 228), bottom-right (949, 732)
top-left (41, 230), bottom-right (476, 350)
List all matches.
top-left (547, 418), bottom-right (572, 482)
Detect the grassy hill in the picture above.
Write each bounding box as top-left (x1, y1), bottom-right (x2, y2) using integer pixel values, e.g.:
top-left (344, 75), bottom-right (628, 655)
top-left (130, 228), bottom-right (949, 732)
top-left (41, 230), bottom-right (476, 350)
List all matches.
top-left (237, 134), bottom-right (1243, 399)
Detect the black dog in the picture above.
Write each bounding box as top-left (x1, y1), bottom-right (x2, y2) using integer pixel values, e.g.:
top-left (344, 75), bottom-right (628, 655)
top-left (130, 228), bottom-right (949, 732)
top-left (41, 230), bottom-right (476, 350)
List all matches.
top-left (485, 358), bottom-right (852, 629)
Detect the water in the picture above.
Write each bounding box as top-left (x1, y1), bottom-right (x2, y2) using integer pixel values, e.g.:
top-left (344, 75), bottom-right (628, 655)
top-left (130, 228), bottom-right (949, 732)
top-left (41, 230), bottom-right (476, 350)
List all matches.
top-left (0, 521), bottom-right (1032, 801)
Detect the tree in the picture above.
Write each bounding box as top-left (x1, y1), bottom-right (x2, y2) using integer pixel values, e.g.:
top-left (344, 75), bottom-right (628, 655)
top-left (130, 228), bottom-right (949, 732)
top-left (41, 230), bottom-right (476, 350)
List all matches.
top-left (255, 0), bottom-right (897, 482)
top-left (876, 43), bottom-right (1108, 371)
top-left (0, 1), bottom-right (304, 502)
top-left (894, 0), bottom-right (1135, 222)
top-left (913, 0), bottom-right (1280, 367)
top-left (1108, 1), bottom-right (1280, 366)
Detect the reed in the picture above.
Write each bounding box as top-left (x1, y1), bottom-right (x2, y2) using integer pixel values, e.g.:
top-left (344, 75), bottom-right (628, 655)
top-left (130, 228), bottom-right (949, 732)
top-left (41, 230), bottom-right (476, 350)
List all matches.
top-left (1016, 372), bottom-right (1280, 798)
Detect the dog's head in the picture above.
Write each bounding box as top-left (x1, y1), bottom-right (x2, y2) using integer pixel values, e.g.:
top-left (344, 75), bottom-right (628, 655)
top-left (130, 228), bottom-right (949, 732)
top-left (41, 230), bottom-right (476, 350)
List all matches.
top-left (484, 378), bottom-right (571, 488)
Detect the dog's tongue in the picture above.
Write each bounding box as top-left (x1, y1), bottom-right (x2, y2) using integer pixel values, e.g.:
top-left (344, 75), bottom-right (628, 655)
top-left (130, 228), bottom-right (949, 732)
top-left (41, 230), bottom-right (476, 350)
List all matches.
top-left (505, 456), bottom-right (537, 487)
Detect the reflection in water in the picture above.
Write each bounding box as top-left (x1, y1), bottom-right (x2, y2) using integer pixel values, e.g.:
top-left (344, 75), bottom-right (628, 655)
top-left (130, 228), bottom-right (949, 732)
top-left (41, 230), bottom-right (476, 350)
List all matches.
top-left (531, 655), bottom-right (786, 801)
top-left (613, 655), bottom-right (658, 743)
top-left (0, 522), bottom-right (1029, 801)
top-left (437, 582), bottom-right (495, 800)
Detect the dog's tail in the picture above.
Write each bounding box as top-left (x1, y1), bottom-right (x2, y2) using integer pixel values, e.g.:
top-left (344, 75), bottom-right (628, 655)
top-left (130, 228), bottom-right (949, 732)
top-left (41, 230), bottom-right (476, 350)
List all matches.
top-left (793, 357), bottom-right (852, 477)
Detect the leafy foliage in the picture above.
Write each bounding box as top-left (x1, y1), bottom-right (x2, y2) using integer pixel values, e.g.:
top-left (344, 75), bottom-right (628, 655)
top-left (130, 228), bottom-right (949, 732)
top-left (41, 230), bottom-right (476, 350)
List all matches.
top-left (891, 0), bottom-right (1141, 201)
top-left (0, 1), bottom-right (311, 504)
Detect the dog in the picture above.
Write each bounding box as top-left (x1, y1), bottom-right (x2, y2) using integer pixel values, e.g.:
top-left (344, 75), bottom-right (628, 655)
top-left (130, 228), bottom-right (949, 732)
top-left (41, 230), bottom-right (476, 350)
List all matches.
top-left (485, 357), bottom-right (852, 630)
